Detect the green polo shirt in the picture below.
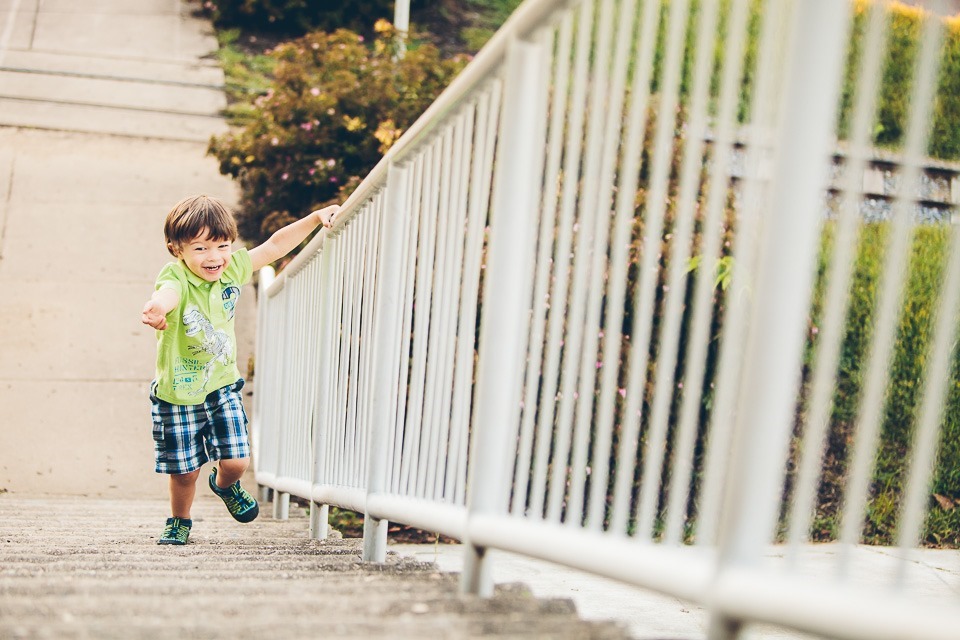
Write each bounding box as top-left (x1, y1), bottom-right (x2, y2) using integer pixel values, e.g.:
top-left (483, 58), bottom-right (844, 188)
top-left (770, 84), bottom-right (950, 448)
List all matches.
top-left (153, 248), bottom-right (252, 405)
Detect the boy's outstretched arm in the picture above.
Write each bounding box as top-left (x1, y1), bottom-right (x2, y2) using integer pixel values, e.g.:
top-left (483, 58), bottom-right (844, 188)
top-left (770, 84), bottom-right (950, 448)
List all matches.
top-left (249, 205), bottom-right (340, 272)
top-left (142, 288), bottom-right (180, 331)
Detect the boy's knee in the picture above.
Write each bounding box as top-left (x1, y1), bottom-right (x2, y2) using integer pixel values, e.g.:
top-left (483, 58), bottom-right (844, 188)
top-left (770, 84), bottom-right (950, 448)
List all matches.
top-left (219, 458), bottom-right (249, 472)
top-left (171, 469), bottom-right (201, 485)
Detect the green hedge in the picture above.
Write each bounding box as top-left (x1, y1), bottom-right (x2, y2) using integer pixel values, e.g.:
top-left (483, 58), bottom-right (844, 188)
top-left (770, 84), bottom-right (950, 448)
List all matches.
top-left (805, 223), bottom-right (960, 546)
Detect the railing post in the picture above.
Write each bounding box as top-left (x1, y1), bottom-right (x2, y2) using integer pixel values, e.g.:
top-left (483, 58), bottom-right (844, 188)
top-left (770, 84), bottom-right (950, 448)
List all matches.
top-left (461, 35), bottom-right (545, 596)
top-left (272, 492), bottom-right (289, 520)
top-left (310, 502), bottom-right (329, 539)
top-left (362, 162), bottom-right (410, 562)
top-left (310, 232), bottom-right (337, 540)
top-left (708, 0), bottom-right (850, 638)
top-left (253, 265), bottom-right (275, 499)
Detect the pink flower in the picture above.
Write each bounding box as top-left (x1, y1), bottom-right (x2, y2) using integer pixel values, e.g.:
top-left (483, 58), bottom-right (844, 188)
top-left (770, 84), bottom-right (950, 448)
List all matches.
top-left (618, 388), bottom-right (626, 397)
top-left (310, 87), bottom-right (320, 96)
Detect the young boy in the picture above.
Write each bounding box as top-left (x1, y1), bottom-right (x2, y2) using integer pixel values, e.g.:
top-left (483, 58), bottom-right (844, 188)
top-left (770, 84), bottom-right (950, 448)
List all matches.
top-left (142, 194), bottom-right (339, 545)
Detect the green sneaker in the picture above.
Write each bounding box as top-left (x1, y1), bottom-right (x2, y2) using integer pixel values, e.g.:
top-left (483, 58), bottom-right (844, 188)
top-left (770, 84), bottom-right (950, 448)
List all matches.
top-left (157, 517), bottom-right (191, 545)
top-left (209, 467), bottom-right (259, 523)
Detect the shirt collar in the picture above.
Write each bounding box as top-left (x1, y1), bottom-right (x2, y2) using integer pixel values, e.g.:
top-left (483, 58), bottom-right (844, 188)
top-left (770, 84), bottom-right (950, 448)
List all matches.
top-left (179, 260), bottom-right (214, 288)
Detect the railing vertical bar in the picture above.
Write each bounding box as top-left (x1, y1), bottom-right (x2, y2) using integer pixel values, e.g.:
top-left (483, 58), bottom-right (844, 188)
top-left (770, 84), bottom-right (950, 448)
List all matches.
top-left (440, 103), bottom-right (477, 503)
top-left (513, 23), bottom-right (564, 517)
top-left (494, 28), bottom-right (552, 516)
top-left (695, 0), bottom-right (790, 549)
top-left (709, 0), bottom-right (852, 636)
top-left (605, 0), bottom-right (661, 535)
top-left (528, 10), bottom-right (574, 520)
top-left (392, 152), bottom-right (424, 494)
top-left (364, 177), bottom-right (405, 562)
top-left (401, 139), bottom-right (441, 496)
top-left (583, 0), bottom-right (640, 532)
top-left (311, 243), bottom-right (335, 537)
top-left (336, 223), bottom-right (354, 487)
top-left (450, 80), bottom-right (503, 507)
top-left (544, 0), bottom-right (595, 524)
top-left (462, 34), bottom-right (545, 597)
top-left (358, 197), bottom-right (384, 483)
top-left (274, 281), bottom-right (296, 482)
top-left (336, 225), bottom-right (358, 486)
top-left (837, 1), bottom-right (945, 572)
top-left (290, 273), bottom-right (306, 482)
top-left (430, 110), bottom-right (472, 501)
top-left (566, 0), bottom-right (618, 526)
top-left (253, 265), bottom-right (275, 474)
top-left (660, 0), bottom-right (723, 545)
top-left (785, 0), bottom-right (889, 557)
top-left (419, 124), bottom-right (456, 499)
top-left (631, 0), bottom-right (693, 540)
top-left (384, 167), bottom-right (415, 496)
top-left (347, 213), bottom-right (370, 487)
top-left (324, 237), bottom-right (344, 488)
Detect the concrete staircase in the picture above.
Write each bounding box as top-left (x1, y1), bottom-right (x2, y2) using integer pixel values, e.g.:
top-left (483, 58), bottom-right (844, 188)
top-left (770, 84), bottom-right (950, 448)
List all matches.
top-left (0, 1), bottom-right (228, 141)
top-left (0, 496), bottom-right (631, 638)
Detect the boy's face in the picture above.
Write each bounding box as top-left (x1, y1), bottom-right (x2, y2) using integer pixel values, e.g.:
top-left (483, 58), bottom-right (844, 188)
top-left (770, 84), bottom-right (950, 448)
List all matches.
top-left (171, 229), bottom-right (233, 282)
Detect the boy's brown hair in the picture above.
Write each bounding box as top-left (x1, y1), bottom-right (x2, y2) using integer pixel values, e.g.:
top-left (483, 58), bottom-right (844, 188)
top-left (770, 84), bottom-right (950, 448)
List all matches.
top-left (164, 195), bottom-right (238, 257)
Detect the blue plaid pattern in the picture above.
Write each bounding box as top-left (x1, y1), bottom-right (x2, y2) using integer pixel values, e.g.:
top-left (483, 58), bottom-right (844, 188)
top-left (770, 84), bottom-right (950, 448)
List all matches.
top-left (151, 380), bottom-right (250, 474)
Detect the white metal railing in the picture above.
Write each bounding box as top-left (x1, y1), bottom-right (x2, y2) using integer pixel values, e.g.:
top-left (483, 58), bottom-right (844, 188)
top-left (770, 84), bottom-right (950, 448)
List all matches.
top-left (252, 0), bottom-right (960, 638)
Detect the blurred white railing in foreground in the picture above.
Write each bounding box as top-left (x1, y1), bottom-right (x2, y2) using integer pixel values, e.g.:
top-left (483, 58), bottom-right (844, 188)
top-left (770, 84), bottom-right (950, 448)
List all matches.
top-left (253, 0), bottom-right (960, 638)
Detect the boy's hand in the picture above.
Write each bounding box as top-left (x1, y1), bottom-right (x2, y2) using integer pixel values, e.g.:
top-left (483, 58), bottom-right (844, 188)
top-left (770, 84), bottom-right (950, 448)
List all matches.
top-left (142, 300), bottom-right (169, 330)
top-left (314, 204), bottom-right (341, 229)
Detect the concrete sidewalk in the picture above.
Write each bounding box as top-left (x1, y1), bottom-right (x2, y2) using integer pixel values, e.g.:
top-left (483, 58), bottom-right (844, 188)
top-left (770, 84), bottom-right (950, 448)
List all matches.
top-left (391, 542), bottom-right (960, 639)
top-left (0, 0), bottom-right (255, 497)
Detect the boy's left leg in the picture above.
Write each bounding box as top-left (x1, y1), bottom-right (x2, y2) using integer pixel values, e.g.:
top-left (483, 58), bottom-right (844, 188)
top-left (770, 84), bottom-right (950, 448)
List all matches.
top-left (205, 381), bottom-right (258, 523)
top-left (212, 457), bottom-right (248, 487)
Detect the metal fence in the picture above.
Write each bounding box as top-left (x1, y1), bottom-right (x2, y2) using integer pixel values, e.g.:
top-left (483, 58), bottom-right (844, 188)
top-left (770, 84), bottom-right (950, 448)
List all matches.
top-left (252, 0), bottom-right (960, 638)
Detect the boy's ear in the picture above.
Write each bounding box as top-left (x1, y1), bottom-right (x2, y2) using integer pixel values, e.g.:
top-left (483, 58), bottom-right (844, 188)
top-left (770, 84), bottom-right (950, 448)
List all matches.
top-left (167, 242), bottom-right (180, 257)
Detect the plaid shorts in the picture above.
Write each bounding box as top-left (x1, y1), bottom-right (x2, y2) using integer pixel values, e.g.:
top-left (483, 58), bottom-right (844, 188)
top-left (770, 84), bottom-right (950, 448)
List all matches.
top-left (151, 379), bottom-right (250, 475)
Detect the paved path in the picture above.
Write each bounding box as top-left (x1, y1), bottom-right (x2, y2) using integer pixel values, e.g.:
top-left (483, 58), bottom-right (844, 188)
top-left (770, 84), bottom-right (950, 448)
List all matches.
top-left (0, 0), bottom-right (254, 498)
top-left (0, 495), bottom-right (629, 638)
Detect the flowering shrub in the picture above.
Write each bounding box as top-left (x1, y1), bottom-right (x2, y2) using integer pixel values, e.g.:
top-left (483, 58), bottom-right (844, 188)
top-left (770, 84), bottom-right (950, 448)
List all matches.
top-left (208, 22), bottom-right (468, 245)
top-left (195, 0), bottom-right (398, 35)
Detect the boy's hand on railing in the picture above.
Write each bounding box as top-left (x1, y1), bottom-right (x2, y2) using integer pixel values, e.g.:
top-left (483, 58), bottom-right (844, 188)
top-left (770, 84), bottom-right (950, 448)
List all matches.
top-left (313, 204), bottom-right (341, 229)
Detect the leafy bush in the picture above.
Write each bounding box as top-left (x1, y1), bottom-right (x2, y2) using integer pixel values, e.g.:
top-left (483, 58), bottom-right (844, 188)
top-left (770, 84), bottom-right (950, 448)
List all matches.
top-left (196, 0), bottom-right (399, 36)
top-left (208, 22), bottom-right (468, 246)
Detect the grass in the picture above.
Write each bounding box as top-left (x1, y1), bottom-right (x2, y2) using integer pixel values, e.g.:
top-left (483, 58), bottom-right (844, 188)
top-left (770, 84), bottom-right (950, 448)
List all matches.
top-left (214, 28), bottom-right (277, 126)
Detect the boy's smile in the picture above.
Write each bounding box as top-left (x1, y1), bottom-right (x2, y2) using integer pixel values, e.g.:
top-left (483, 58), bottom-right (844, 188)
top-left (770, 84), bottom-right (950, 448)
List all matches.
top-left (174, 230), bottom-right (233, 282)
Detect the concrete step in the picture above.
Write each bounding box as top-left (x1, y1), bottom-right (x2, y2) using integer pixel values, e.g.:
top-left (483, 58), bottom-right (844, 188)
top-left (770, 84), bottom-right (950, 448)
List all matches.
top-left (0, 49), bottom-right (229, 141)
top-left (1, 49), bottom-right (225, 87)
top-left (0, 67), bottom-right (226, 115)
top-left (0, 496), bottom-right (631, 639)
top-left (0, 95), bottom-right (228, 142)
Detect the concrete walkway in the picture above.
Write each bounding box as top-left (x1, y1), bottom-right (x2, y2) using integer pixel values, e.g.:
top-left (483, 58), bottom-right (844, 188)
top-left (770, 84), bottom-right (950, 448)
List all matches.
top-left (0, 0), bottom-right (254, 498)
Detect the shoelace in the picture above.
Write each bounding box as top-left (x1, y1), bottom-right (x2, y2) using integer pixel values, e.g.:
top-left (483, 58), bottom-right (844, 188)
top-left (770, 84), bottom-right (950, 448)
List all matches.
top-left (223, 484), bottom-right (254, 513)
top-left (162, 521), bottom-right (189, 542)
